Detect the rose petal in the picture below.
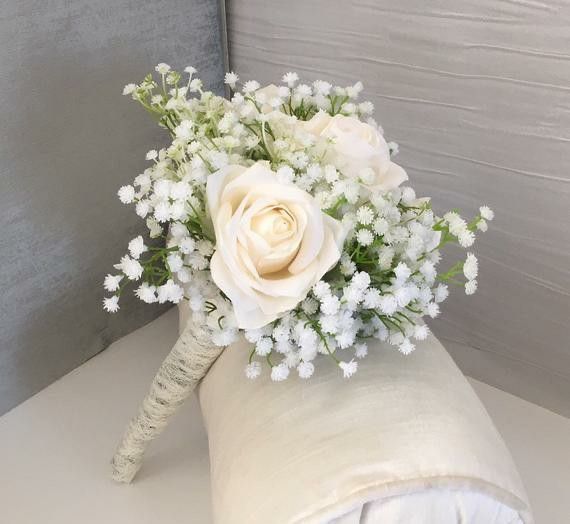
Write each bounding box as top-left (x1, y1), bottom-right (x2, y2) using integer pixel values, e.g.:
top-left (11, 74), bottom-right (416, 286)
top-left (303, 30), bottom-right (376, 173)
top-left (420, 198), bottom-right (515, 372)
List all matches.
top-left (372, 161), bottom-right (408, 192)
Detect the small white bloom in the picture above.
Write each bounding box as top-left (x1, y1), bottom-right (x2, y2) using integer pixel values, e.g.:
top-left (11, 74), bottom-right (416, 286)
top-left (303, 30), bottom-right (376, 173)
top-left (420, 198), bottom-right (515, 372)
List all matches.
top-left (153, 201), bottom-right (171, 222)
top-left (189, 292), bottom-right (204, 311)
top-left (128, 236), bottom-right (147, 259)
top-left (394, 262), bottom-right (411, 281)
top-left (147, 218), bottom-right (163, 238)
top-left (295, 84), bottom-right (312, 98)
top-left (276, 339), bottom-right (293, 354)
top-left (301, 297), bottom-right (319, 315)
top-left (145, 149), bottom-right (158, 161)
top-left (186, 252), bottom-right (208, 270)
top-left (363, 288), bottom-right (382, 309)
top-left (313, 80), bottom-right (332, 95)
top-left (271, 363), bottom-right (290, 382)
top-left (458, 230), bottom-right (476, 248)
top-left (103, 274), bottom-right (123, 292)
top-left (176, 267), bottom-right (191, 283)
top-left (245, 361), bottom-right (261, 379)
top-left (116, 255), bottom-right (143, 281)
top-left (378, 247), bottom-right (394, 270)
top-left (343, 285), bottom-right (364, 306)
top-left (321, 294), bottom-right (340, 315)
top-left (297, 361), bottom-right (315, 379)
top-left (354, 343), bottom-right (368, 359)
top-left (313, 281), bottom-right (331, 299)
top-left (174, 120), bottom-right (194, 140)
top-left (155, 63), bottom-right (171, 74)
top-left (358, 101), bottom-right (374, 114)
top-left (167, 253), bottom-right (184, 273)
top-left (179, 236), bottom-right (195, 254)
top-left (195, 240), bottom-right (213, 257)
top-left (426, 302), bottom-right (440, 318)
top-left (214, 328), bottom-right (239, 349)
top-left (444, 212), bottom-right (466, 236)
top-left (399, 338), bottom-right (415, 355)
top-left (122, 83), bottom-right (136, 95)
top-left (373, 217), bottom-right (389, 236)
top-left (339, 360), bottom-right (358, 378)
top-left (255, 336), bottom-right (273, 356)
top-left (356, 229), bottom-right (374, 246)
top-left (420, 260), bottom-right (436, 283)
top-left (244, 328), bottom-right (265, 343)
top-left (465, 279), bottom-right (478, 295)
top-left (270, 325), bottom-right (288, 345)
top-left (356, 205), bottom-right (375, 225)
top-left (184, 66), bottom-right (197, 75)
top-left (282, 72), bottom-right (299, 87)
top-left (379, 295), bottom-right (398, 315)
top-left (463, 253), bottom-right (478, 281)
top-left (479, 206), bottom-right (494, 221)
top-left (434, 284), bottom-right (449, 303)
top-left (340, 257), bottom-right (356, 276)
top-left (117, 185), bottom-right (135, 204)
top-left (336, 329), bottom-right (356, 349)
top-left (157, 279), bottom-right (184, 303)
top-left (135, 282), bottom-right (157, 303)
top-left (414, 324), bottom-right (429, 341)
top-left (352, 271), bottom-right (371, 290)
top-left (394, 286), bottom-right (412, 308)
top-left (170, 222), bottom-right (188, 238)
top-left (134, 172), bottom-right (151, 188)
top-left (103, 295), bottom-right (120, 313)
top-left (477, 220), bottom-right (488, 232)
top-left (320, 315), bottom-right (339, 335)
top-left (401, 187), bottom-right (416, 204)
top-left (224, 71), bottom-right (239, 88)
top-left (170, 181), bottom-right (191, 200)
top-left (242, 80), bottom-right (260, 93)
top-left (189, 78), bottom-right (202, 92)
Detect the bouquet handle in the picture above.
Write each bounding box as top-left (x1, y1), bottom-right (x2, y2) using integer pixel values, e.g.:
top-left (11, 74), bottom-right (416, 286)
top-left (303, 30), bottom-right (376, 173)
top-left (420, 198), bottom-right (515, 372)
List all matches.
top-left (111, 320), bottom-right (223, 483)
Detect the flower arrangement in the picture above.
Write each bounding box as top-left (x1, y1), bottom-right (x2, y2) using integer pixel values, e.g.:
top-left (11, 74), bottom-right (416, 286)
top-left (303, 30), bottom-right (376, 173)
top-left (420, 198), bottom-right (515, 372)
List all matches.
top-left (105, 64), bottom-right (493, 382)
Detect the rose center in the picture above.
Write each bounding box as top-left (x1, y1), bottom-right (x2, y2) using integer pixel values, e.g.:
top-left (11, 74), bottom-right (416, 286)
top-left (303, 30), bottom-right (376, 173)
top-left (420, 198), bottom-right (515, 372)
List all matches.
top-left (250, 205), bottom-right (296, 247)
top-left (248, 204), bottom-right (301, 275)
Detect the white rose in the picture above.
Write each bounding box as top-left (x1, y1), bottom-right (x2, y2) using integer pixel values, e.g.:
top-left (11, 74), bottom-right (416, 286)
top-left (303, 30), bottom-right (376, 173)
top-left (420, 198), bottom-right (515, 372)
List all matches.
top-left (304, 113), bottom-right (408, 192)
top-left (207, 162), bottom-right (345, 329)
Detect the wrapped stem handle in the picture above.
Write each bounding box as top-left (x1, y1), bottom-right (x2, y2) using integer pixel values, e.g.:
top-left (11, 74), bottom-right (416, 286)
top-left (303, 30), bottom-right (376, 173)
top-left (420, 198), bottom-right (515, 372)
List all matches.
top-left (111, 321), bottom-right (223, 483)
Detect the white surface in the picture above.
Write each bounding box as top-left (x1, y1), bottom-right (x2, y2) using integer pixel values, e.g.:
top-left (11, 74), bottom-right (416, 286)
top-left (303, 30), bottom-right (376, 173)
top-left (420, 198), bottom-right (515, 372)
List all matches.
top-left (0, 308), bottom-right (569, 524)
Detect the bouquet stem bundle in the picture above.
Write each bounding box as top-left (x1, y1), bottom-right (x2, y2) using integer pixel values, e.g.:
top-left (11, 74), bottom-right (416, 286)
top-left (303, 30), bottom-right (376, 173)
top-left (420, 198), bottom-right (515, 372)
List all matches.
top-left (111, 321), bottom-right (222, 483)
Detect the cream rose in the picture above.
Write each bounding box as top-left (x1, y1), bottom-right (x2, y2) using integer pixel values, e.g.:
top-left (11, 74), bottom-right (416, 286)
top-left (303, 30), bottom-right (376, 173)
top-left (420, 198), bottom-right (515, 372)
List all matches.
top-left (304, 113), bottom-right (408, 192)
top-left (207, 162), bottom-right (345, 329)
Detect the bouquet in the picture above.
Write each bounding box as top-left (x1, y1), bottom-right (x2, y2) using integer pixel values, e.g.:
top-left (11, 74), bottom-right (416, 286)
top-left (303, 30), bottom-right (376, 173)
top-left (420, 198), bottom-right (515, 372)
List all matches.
top-left (108, 64), bottom-right (492, 481)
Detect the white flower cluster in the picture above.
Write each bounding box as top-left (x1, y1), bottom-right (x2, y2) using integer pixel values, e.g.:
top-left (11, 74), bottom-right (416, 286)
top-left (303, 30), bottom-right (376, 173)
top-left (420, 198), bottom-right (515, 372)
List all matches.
top-left (104, 65), bottom-right (493, 382)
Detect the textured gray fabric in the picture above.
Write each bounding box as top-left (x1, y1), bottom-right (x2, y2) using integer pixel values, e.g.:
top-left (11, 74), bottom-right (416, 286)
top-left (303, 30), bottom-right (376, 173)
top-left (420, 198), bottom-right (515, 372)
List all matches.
top-left (0, 0), bottom-right (225, 415)
top-left (227, 0), bottom-right (570, 416)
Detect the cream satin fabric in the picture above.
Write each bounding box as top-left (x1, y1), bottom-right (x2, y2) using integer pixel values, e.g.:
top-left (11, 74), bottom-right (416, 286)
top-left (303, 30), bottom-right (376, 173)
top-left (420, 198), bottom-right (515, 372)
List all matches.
top-left (180, 307), bottom-right (532, 523)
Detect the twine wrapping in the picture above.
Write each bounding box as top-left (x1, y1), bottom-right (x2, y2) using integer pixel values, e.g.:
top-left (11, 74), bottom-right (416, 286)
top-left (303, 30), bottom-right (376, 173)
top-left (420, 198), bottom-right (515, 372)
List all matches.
top-left (111, 320), bottom-right (223, 483)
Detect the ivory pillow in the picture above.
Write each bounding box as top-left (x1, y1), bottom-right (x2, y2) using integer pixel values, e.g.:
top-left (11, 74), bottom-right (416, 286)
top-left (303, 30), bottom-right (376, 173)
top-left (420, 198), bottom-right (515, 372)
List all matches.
top-left (181, 307), bottom-right (532, 523)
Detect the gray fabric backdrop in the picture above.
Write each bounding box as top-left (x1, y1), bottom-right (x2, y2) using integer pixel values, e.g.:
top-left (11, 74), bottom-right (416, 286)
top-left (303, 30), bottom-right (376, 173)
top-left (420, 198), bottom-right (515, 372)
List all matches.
top-left (0, 0), bottom-right (225, 415)
top-left (227, 0), bottom-right (570, 416)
